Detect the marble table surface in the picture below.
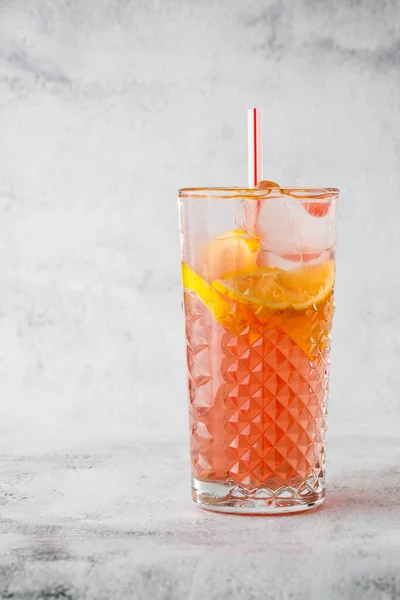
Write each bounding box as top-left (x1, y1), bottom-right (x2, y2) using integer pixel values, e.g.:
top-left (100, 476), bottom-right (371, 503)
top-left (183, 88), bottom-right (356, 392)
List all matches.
top-left (0, 435), bottom-right (399, 600)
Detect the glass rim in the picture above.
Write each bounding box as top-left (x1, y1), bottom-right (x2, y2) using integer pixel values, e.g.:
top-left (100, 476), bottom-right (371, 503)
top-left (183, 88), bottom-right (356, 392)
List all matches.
top-left (178, 186), bottom-right (339, 201)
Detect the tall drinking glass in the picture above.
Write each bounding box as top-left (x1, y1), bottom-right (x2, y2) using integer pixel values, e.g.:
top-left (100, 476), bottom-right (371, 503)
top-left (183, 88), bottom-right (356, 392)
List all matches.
top-left (179, 185), bottom-right (339, 514)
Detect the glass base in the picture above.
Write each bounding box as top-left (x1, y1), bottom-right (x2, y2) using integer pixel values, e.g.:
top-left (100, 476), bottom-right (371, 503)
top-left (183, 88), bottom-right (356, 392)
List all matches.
top-left (192, 478), bottom-right (325, 515)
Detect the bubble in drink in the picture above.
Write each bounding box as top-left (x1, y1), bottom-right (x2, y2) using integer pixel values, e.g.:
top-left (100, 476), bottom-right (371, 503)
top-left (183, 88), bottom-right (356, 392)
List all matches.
top-left (256, 180), bottom-right (281, 191)
top-left (303, 201), bottom-right (331, 218)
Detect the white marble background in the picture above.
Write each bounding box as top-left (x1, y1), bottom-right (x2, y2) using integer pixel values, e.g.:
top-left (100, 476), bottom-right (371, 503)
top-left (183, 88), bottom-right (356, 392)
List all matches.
top-left (0, 0), bottom-right (399, 452)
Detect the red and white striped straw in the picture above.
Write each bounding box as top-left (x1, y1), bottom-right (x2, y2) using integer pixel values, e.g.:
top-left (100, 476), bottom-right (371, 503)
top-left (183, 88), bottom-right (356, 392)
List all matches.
top-left (248, 108), bottom-right (263, 188)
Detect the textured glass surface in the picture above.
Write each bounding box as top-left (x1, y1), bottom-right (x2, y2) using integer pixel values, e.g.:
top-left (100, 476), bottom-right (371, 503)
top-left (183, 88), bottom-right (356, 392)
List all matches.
top-left (186, 290), bottom-right (333, 501)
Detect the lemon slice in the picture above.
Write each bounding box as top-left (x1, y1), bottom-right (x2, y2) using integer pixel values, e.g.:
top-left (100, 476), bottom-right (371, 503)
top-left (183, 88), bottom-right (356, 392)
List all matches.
top-left (200, 229), bottom-right (260, 282)
top-left (182, 262), bottom-right (244, 332)
top-left (212, 261), bottom-right (335, 311)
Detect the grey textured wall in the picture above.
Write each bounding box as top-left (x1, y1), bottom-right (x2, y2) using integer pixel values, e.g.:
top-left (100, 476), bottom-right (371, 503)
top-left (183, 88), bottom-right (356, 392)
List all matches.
top-left (0, 0), bottom-right (399, 452)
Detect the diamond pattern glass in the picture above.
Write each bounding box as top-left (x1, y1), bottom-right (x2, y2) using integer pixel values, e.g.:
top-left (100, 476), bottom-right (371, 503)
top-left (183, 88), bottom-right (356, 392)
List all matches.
top-left (186, 288), bottom-right (333, 510)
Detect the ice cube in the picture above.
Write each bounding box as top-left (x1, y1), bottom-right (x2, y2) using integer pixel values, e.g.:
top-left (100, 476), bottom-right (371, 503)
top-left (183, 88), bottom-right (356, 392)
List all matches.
top-left (255, 191), bottom-right (332, 269)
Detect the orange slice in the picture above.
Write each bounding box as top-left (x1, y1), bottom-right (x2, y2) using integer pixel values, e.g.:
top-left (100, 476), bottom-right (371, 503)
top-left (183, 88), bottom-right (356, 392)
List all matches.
top-left (182, 262), bottom-right (246, 333)
top-left (212, 261), bottom-right (335, 311)
top-left (200, 229), bottom-right (260, 282)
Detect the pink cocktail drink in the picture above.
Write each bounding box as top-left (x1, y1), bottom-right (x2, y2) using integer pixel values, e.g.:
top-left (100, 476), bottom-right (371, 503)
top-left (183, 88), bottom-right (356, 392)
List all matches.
top-left (179, 186), bottom-right (338, 513)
